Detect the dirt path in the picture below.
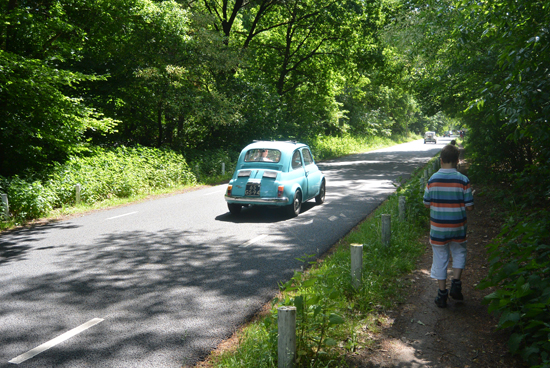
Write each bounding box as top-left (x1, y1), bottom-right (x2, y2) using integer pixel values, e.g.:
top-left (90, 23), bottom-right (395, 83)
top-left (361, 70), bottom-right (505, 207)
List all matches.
top-left (345, 149), bottom-right (528, 368)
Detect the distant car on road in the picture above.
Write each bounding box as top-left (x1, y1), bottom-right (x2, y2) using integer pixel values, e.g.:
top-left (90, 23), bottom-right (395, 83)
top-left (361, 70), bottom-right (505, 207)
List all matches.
top-left (225, 141), bottom-right (326, 217)
top-left (424, 131), bottom-right (437, 144)
top-left (443, 131), bottom-right (451, 137)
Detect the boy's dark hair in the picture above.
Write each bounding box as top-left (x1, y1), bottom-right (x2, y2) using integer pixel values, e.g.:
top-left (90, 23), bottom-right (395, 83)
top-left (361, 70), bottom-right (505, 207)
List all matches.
top-left (440, 144), bottom-right (460, 164)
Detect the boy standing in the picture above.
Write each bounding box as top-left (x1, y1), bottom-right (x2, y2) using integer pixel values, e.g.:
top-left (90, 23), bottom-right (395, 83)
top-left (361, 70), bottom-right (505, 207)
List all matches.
top-left (423, 144), bottom-right (474, 308)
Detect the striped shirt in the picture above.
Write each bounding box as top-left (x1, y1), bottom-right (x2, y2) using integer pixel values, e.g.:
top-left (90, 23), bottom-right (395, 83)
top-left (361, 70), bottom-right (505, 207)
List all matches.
top-left (423, 169), bottom-right (474, 246)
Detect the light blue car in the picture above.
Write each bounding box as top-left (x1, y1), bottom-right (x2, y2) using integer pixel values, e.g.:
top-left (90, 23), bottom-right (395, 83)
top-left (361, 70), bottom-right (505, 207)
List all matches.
top-left (225, 141), bottom-right (326, 217)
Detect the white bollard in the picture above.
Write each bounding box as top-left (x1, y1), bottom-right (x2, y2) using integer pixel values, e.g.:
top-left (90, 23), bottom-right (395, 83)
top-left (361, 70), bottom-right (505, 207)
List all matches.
top-left (351, 244), bottom-right (363, 290)
top-left (1, 193), bottom-right (9, 219)
top-left (424, 169), bottom-right (428, 180)
top-left (278, 306), bottom-right (296, 368)
top-left (398, 196), bottom-right (406, 221)
top-left (75, 184), bottom-right (81, 205)
top-left (382, 214), bottom-right (391, 247)
top-left (221, 162), bottom-right (225, 175)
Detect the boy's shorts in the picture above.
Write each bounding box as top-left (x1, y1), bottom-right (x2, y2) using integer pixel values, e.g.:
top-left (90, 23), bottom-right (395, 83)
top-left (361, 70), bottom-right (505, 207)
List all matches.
top-left (431, 241), bottom-right (468, 280)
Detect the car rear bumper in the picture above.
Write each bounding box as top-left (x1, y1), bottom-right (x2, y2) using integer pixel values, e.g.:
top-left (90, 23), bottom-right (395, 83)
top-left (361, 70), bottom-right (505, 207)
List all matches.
top-left (225, 195), bottom-right (289, 205)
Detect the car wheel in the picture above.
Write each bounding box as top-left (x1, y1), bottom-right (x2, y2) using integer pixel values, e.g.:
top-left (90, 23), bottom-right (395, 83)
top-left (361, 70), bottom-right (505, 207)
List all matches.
top-left (315, 180), bottom-right (326, 204)
top-left (228, 203), bottom-right (242, 215)
top-left (286, 190), bottom-right (302, 217)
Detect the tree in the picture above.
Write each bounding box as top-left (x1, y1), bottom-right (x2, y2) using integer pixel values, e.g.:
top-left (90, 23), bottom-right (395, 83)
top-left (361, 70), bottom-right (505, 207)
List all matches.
top-left (0, 1), bottom-right (117, 176)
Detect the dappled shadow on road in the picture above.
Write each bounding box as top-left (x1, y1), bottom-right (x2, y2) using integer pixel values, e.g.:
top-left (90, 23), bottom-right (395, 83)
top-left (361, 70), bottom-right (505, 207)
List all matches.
top-left (0, 222), bottom-right (80, 266)
top-left (0, 225), bottom-right (303, 367)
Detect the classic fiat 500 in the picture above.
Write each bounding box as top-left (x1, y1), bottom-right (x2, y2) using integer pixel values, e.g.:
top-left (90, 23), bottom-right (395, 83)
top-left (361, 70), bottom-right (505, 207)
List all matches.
top-left (225, 141), bottom-right (326, 217)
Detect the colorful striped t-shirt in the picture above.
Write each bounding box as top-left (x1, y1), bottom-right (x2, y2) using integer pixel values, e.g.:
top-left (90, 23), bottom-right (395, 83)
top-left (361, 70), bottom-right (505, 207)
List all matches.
top-left (423, 169), bottom-right (474, 246)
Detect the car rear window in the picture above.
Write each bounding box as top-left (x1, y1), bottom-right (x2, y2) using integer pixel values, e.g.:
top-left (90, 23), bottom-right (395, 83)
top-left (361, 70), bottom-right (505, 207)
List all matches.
top-left (244, 149), bottom-right (281, 163)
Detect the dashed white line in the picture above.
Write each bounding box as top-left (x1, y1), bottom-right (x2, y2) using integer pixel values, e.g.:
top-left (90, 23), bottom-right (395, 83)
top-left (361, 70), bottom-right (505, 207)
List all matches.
top-left (241, 234), bottom-right (268, 247)
top-left (328, 216), bottom-right (338, 221)
top-left (105, 211), bottom-right (138, 220)
top-left (9, 318), bottom-right (104, 364)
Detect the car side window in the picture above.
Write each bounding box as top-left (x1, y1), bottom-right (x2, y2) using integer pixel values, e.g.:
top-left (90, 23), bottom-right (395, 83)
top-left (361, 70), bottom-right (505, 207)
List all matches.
top-left (302, 148), bottom-right (314, 165)
top-left (291, 150), bottom-right (303, 170)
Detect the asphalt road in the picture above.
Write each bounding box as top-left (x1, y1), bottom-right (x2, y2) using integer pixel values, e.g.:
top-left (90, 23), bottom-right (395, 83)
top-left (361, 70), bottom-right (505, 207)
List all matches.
top-left (0, 138), bottom-right (448, 367)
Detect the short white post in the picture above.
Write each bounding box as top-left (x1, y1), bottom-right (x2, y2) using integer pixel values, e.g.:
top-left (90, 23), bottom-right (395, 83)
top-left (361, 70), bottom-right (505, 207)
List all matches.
top-left (75, 184), bottom-right (81, 205)
top-left (382, 214), bottom-right (391, 247)
top-left (195, 164), bottom-right (200, 181)
top-left (424, 169), bottom-right (428, 180)
top-left (398, 196), bottom-right (406, 221)
top-left (420, 176), bottom-right (425, 192)
top-left (221, 162), bottom-right (225, 175)
top-left (278, 306), bottom-right (296, 368)
top-left (350, 244), bottom-right (363, 290)
top-left (1, 194), bottom-right (9, 219)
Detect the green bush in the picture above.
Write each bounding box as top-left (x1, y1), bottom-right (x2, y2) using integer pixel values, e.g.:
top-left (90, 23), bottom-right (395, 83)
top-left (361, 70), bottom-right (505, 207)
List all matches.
top-left (479, 210), bottom-right (550, 367)
top-left (0, 175), bottom-right (55, 220)
top-left (186, 148), bottom-right (239, 179)
top-left (0, 146), bottom-right (196, 222)
top-left (45, 146), bottom-right (196, 205)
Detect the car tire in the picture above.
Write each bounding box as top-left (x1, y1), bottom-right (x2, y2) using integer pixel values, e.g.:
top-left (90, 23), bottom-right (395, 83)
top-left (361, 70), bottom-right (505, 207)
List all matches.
top-left (286, 190), bottom-right (302, 217)
top-left (315, 180), bottom-right (326, 204)
top-left (228, 203), bottom-right (242, 215)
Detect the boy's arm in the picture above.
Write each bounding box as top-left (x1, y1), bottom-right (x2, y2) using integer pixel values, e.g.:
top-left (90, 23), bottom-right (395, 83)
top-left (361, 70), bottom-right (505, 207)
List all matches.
top-left (466, 205), bottom-right (474, 211)
top-left (424, 204), bottom-right (430, 209)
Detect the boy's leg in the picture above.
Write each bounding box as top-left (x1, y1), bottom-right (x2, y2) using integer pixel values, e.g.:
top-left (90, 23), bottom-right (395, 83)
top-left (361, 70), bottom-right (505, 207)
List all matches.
top-left (449, 242), bottom-right (467, 300)
top-left (431, 244), bottom-right (450, 283)
top-left (431, 245), bottom-right (450, 307)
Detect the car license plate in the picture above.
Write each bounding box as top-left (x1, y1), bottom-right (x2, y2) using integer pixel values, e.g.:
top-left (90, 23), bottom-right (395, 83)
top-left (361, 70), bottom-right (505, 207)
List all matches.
top-left (245, 182), bottom-right (260, 196)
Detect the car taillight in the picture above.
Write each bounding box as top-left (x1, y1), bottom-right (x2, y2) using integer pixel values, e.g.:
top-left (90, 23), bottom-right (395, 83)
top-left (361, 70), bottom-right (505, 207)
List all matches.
top-left (277, 185), bottom-right (284, 198)
top-left (227, 185), bottom-right (232, 196)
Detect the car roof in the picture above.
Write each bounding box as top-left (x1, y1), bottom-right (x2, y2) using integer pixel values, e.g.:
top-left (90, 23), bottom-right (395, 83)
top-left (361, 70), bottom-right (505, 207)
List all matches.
top-left (242, 141), bottom-right (308, 154)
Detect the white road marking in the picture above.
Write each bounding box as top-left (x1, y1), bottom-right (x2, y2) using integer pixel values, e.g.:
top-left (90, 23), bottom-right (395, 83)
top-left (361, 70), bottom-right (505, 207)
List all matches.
top-left (105, 211), bottom-right (138, 220)
top-left (9, 318), bottom-right (104, 364)
top-left (241, 234), bottom-right (268, 247)
top-left (328, 216), bottom-right (338, 221)
top-left (203, 190), bottom-right (225, 196)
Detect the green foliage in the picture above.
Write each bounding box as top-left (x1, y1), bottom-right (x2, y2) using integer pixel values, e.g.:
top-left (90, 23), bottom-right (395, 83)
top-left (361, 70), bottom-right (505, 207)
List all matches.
top-left (308, 133), bottom-right (419, 161)
top-left (478, 211), bottom-right (550, 367)
top-left (186, 148), bottom-right (239, 183)
top-left (45, 146), bottom-right (196, 205)
top-left (276, 263), bottom-right (347, 367)
top-left (0, 147), bottom-right (196, 222)
top-left (0, 176), bottom-right (55, 220)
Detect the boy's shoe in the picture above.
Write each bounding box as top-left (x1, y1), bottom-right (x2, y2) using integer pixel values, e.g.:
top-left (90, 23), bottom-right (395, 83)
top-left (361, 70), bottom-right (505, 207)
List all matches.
top-left (435, 289), bottom-right (448, 308)
top-left (450, 279), bottom-right (464, 300)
